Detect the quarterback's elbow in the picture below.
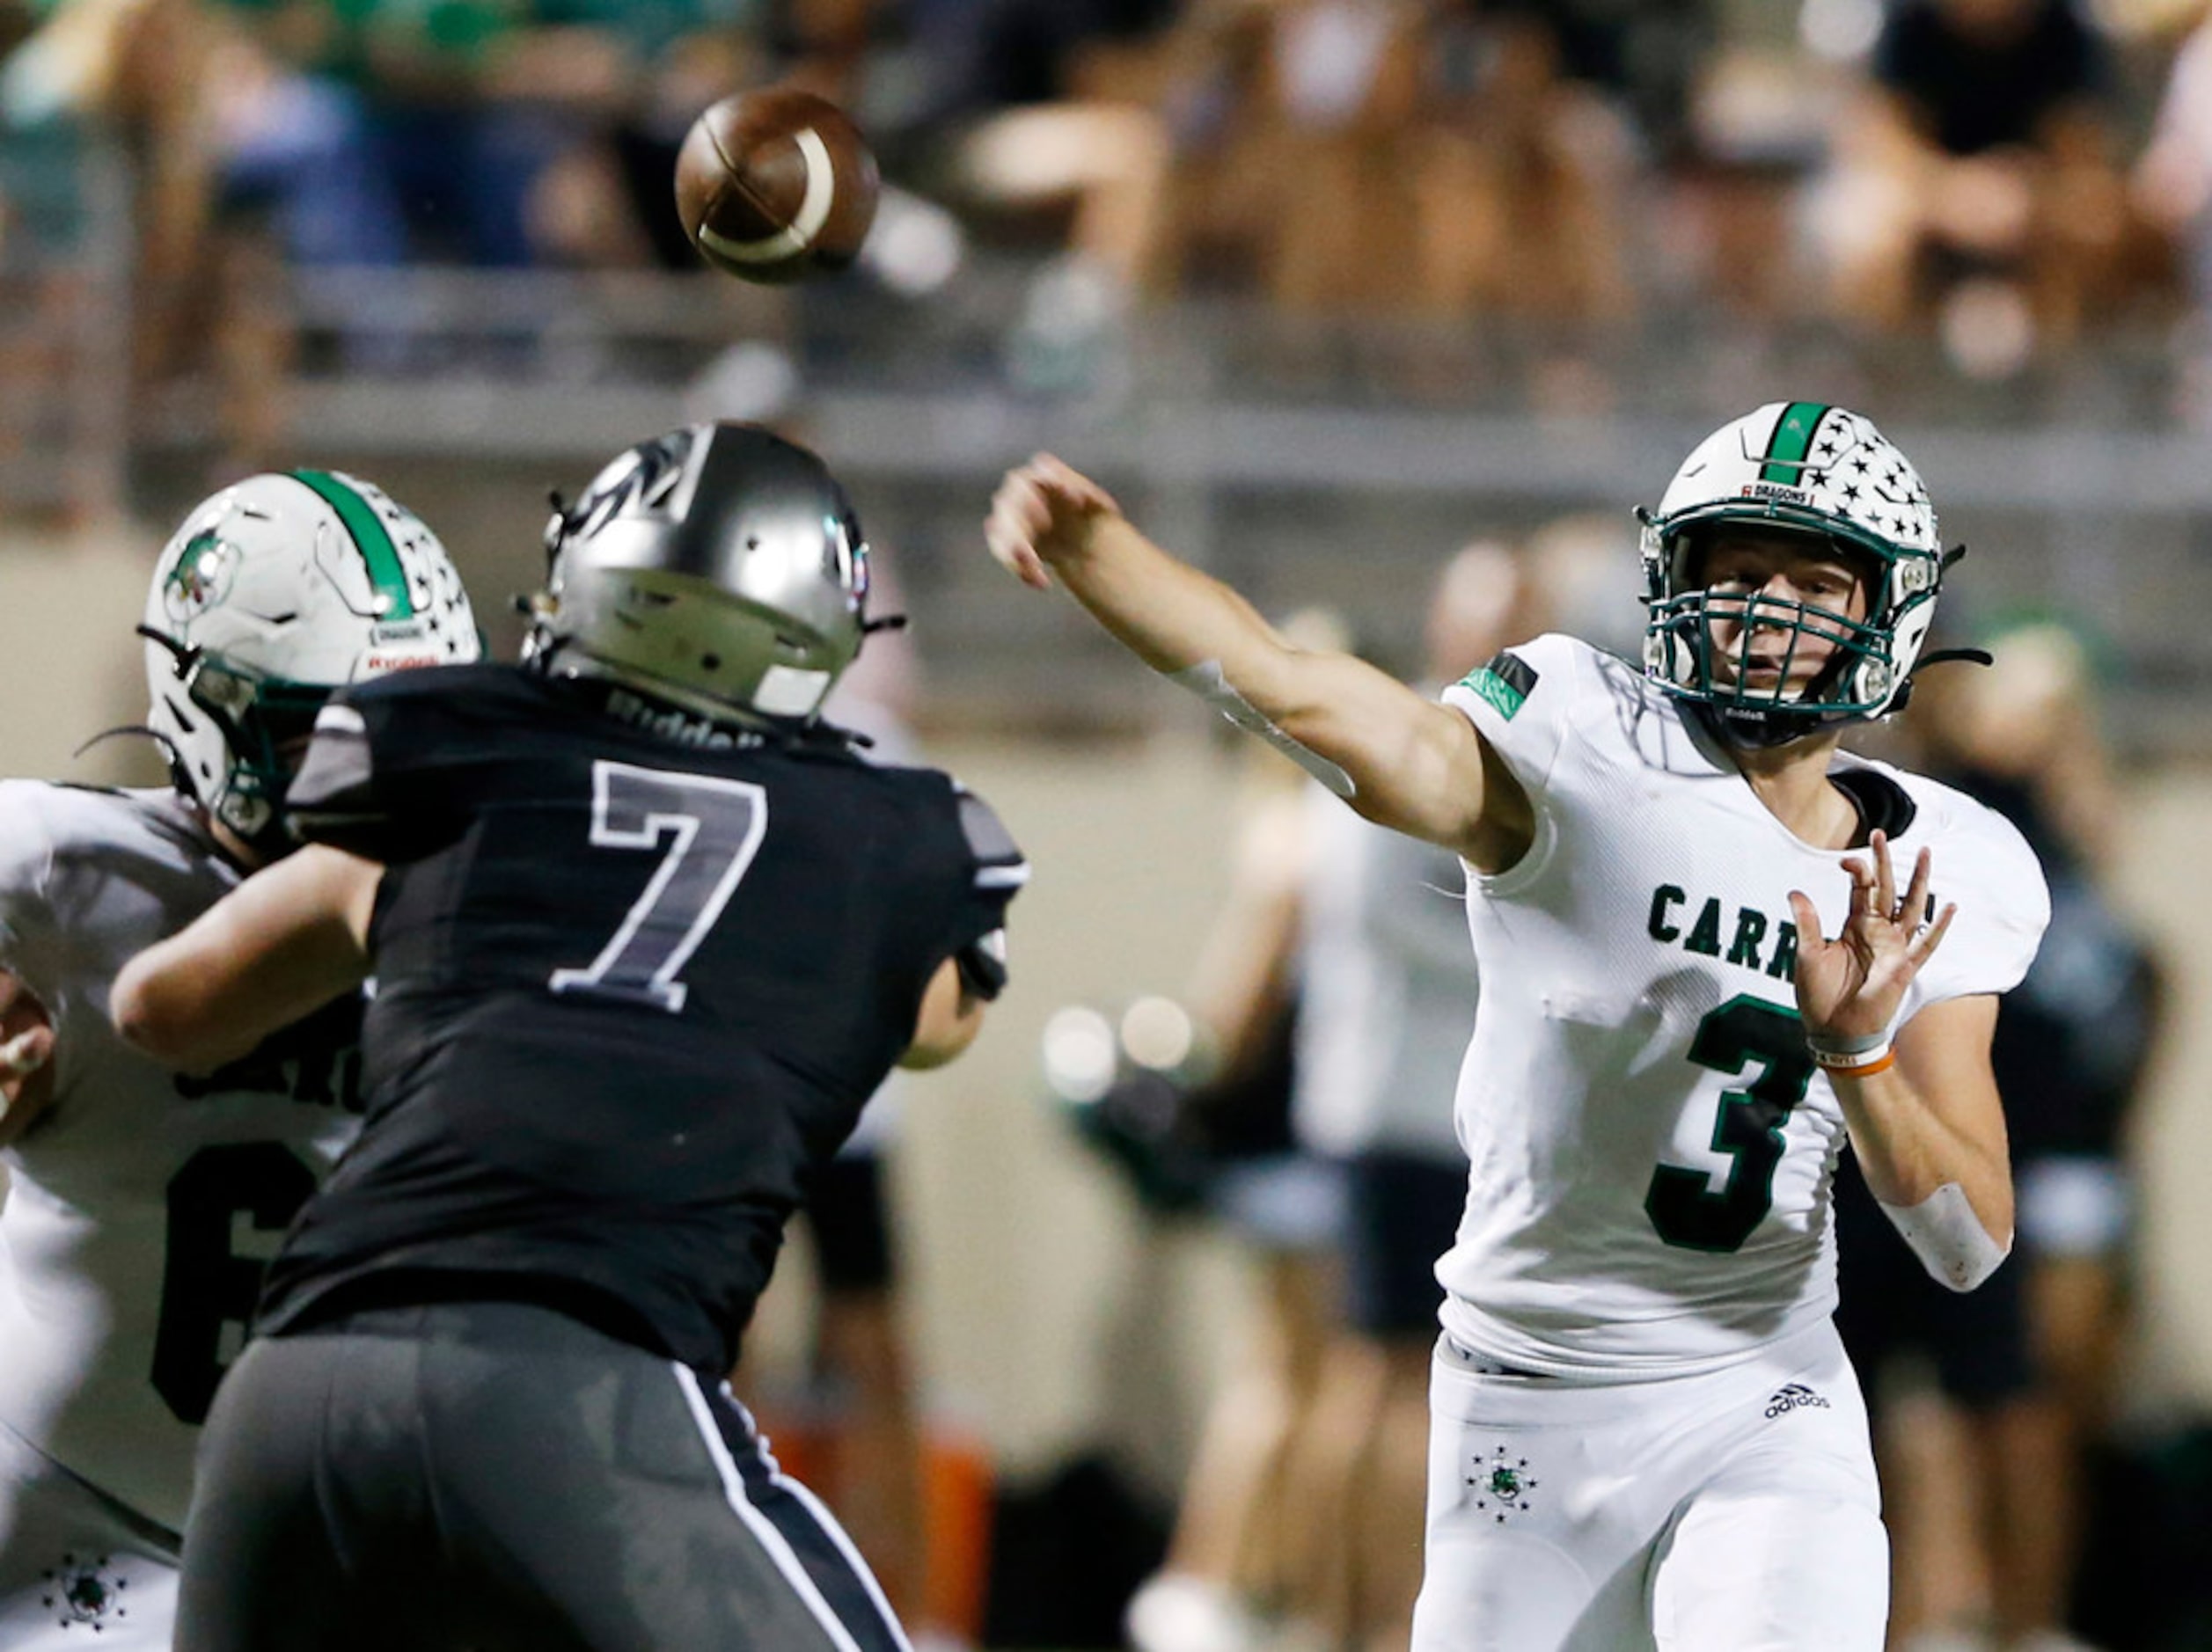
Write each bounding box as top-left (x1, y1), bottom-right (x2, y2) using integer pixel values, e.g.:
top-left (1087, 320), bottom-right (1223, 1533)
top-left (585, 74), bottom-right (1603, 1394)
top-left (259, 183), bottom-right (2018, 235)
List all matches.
top-left (1880, 1181), bottom-right (2013, 1293)
top-left (1921, 1229), bottom-right (2013, 1294)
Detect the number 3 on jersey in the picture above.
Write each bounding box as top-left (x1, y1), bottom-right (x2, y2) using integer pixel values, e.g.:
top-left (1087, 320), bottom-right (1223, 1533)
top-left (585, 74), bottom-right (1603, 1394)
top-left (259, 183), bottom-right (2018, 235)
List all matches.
top-left (550, 760), bottom-right (768, 1012)
top-left (1645, 996), bottom-right (1816, 1253)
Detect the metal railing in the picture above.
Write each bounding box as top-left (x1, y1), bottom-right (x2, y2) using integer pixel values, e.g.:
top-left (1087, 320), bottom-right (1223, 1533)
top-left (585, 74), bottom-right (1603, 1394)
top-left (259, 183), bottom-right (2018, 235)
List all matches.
top-left (33, 252), bottom-right (2212, 755)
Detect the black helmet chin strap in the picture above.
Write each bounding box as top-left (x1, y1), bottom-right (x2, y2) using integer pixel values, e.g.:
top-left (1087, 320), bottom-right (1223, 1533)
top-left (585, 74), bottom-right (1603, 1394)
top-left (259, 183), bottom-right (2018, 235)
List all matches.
top-left (73, 724), bottom-right (194, 794)
top-left (1694, 701), bottom-right (1827, 751)
top-left (137, 623), bottom-right (203, 681)
top-left (1910, 647), bottom-right (1995, 674)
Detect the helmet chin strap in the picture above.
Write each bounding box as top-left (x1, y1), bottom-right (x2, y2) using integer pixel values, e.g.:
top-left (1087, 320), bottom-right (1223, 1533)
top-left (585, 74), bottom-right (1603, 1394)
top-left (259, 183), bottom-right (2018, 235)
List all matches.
top-left (137, 623), bottom-right (203, 679)
top-left (73, 724), bottom-right (194, 794)
top-left (1694, 701), bottom-right (1830, 751)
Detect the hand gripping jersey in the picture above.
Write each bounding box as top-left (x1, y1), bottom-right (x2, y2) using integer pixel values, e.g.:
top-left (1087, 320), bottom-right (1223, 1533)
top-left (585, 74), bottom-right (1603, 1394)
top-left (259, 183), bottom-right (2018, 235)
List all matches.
top-left (0, 785), bottom-right (362, 1537)
top-left (256, 664), bottom-right (1026, 1374)
top-left (1436, 635), bottom-right (2048, 1378)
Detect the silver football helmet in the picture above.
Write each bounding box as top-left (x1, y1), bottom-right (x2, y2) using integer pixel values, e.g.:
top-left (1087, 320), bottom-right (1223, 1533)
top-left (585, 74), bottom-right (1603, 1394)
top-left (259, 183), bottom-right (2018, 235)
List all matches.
top-left (1638, 401), bottom-right (1948, 746)
top-left (143, 469), bottom-right (480, 853)
top-left (524, 422), bottom-right (871, 723)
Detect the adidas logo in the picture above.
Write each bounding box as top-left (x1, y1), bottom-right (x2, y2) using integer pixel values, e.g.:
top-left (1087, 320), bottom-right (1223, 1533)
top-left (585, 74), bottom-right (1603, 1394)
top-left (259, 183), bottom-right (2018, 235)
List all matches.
top-left (1764, 1383), bottom-right (1831, 1419)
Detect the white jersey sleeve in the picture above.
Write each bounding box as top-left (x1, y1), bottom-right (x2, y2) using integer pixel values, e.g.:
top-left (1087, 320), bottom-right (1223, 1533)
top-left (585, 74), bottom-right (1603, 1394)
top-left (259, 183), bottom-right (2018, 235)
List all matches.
top-left (0, 784), bottom-right (363, 1542)
top-left (1871, 761), bottom-right (2049, 1013)
top-left (1441, 633), bottom-right (1588, 814)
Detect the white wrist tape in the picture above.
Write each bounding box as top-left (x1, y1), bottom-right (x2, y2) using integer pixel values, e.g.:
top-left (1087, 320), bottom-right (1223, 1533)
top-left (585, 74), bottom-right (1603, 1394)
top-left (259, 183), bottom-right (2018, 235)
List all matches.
top-left (0, 1029), bottom-right (48, 1077)
top-left (1804, 1026), bottom-right (1888, 1059)
top-left (1167, 660), bottom-right (1356, 798)
top-left (1878, 1181), bottom-right (2012, 1293)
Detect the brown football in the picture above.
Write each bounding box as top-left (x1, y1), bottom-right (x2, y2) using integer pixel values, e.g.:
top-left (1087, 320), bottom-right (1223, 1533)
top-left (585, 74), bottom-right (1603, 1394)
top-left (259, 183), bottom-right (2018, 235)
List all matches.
top-left (674, 87), bottom-right (880, 284)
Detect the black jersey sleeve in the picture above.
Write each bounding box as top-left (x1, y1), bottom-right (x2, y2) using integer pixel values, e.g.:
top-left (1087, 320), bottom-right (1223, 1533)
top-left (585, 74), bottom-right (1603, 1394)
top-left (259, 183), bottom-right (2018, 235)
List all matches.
top-left (285, 672), bottom-right (476, 863)
top-left (949, 783), bottom-right (1026, 1001)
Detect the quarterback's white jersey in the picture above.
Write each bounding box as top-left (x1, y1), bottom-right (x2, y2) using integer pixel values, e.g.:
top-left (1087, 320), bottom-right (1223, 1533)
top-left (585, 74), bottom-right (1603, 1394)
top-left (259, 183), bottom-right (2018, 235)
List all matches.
top-left (1434, 635), bottom-right (2048, 1378)
top-left (0, 783), bottom-right (360, 1538)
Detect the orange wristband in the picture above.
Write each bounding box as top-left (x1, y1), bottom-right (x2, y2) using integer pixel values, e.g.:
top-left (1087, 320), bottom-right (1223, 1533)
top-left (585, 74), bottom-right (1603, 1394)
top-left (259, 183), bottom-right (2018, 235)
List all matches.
top-left (1808, 1034), bottom-right (1894, 1078)
top-left (1822, 1049), bottom-right (1895, 1080)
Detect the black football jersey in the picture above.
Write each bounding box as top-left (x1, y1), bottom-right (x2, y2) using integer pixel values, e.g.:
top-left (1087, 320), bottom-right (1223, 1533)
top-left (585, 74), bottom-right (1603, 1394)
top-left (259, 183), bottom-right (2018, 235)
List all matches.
top-left (253, 665), bottom-right (1025, 1372)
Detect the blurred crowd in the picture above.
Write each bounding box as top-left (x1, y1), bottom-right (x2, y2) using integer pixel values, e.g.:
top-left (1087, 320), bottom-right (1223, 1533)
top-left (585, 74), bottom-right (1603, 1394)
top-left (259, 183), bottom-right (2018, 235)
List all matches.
top-left (0, 9), bottom-right (2201, 1652)
top-left (6, 0), bottom-right (2212, 457)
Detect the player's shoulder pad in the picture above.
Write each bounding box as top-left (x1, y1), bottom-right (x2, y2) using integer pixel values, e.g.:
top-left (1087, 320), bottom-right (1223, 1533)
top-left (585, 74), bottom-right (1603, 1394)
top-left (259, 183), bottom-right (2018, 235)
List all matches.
top-left (0, 778), bottom-right (169, 879)
top-left (1882, 764), bottom-right (2052, 996)
top-left (333, 660), bottom-right (517, 714)
top-left (1442, 632), bottom-right (1611, 789)
top-left (1900, 768), bottom-right (2050, 917)
top-left (1453, 631), bottom-right (1581, 710)
top-left (0, 778), bottom-right (64, 900)
top-left (953, 781), bottom-right (1029, 894)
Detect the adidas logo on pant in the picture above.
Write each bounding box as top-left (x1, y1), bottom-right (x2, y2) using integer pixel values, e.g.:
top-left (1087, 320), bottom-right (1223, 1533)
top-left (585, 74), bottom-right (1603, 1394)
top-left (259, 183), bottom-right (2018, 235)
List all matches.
top-left (1764, 1383), bottom-right (1831, 1419)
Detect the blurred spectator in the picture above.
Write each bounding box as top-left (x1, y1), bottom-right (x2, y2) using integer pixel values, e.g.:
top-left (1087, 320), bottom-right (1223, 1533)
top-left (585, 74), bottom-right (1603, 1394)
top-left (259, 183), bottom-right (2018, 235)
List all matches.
top-left (1117, 610), bottom-right (1352, 1652)
top-left (963, 0), bottom-right (1431, 325)
top-left (905, 0), bottom-right (1174, 126)
top-left (1242, 0), bottom-right (1428, 318)
top-left (1265, 541), bottom-right (1546, 1652)
top-left (213, 0), bottom-right (643, 271)
top-left (2134, 0), bottom-right (2212, 422)
top-left (1813, 0), bottom-right (2152, 376)
top-left (1409, 1), bottom-right (1638, 333)
top-left (1835, 622), bottom-right (2163, 1652)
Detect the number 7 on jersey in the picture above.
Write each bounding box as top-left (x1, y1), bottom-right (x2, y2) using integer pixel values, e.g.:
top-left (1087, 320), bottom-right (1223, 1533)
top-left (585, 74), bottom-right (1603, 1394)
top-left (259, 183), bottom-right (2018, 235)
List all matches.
top-left (550, 760), bottom-right (768, 1012)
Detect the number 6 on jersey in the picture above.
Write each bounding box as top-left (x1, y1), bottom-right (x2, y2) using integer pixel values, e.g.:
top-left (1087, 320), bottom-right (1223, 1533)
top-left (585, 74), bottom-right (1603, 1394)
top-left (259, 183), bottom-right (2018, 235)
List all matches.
top-left (550, 760), bottom-right (768, 1012)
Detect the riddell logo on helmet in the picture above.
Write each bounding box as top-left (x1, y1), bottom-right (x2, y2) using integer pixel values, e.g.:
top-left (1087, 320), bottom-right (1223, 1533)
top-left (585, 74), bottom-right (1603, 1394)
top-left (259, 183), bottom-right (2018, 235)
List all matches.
top-left (365, 652), bottom-right (442, 671)
top-left (1739, 482), bottom-right (1811, 506)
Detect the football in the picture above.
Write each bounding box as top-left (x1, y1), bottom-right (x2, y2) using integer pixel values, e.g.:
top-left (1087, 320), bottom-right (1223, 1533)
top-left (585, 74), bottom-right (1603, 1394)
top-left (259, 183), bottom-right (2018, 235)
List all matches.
top-left (674, 86), bottom-right (880, 284)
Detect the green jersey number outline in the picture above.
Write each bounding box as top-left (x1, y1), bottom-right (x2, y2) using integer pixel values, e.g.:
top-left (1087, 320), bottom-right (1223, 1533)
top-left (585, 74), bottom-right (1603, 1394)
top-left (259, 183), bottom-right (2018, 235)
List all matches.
top-left (1645, 995), bottom-right (1817, 1253)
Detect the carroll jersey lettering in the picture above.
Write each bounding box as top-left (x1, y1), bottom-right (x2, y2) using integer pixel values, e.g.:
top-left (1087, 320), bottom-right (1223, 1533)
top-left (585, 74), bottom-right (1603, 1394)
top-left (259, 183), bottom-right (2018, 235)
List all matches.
top-left (0, 784), bottom-right (360, 1536)
top-left (256, 665), bottom-right (1026, 1373)
top-left (1434, 634), bottom-right (2048, 1378)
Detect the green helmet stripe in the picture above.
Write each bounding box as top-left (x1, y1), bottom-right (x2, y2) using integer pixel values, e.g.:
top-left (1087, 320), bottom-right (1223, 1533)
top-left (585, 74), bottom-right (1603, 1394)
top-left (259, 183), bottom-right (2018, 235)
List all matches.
top-left (1759, 401), bottom-right (1829, 485)
top-left (291, 469), bottom-right (416, 620)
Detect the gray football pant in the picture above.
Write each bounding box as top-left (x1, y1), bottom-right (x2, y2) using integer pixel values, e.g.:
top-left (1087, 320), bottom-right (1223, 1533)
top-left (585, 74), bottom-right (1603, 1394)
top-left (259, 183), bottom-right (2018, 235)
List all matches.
top-left (177, 1300), bottom-right (911, 1652)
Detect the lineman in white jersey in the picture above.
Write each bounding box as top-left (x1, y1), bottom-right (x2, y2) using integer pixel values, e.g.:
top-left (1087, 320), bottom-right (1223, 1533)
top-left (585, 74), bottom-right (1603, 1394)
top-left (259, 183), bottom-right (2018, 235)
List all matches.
top-left (985, 400), bottom-right (2048, 1651)
top-left (0, 471), bottom-right (479, 1646)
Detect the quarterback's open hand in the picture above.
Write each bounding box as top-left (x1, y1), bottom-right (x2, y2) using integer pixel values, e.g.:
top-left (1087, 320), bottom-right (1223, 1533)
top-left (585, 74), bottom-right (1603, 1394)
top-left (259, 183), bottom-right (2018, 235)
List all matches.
top-left (985, 454), bottom-right (1122, 590)
top-left (1786, 831), bottom-right (1957, 1044)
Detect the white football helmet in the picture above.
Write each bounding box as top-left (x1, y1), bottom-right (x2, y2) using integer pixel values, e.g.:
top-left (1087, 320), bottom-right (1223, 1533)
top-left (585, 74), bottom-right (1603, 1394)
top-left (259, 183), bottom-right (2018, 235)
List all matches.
top-left (1640, 401), bottom-right (1948, 745)
top-left (524, 422), bottom-right (874, 724)
top-left (143, 469), bottom-right (480, 853)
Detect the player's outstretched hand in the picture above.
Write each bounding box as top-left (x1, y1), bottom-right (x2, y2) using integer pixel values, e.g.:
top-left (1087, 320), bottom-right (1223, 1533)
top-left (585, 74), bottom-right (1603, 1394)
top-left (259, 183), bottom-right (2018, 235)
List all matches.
top-left (0, 969), bottom-right (55, 1136)
top-left (1787, 831), bottom-right (1956, 1046)
top-left (985, 454), bottom-right (1122, 590)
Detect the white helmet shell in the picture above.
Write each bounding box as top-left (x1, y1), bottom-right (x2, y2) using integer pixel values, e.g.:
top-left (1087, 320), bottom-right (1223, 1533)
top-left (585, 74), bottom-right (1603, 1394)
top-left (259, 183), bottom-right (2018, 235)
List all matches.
top-left (1641, 401), bottom-right (1945, 736)
top-left (143, 470), bottom-right (480, 847)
